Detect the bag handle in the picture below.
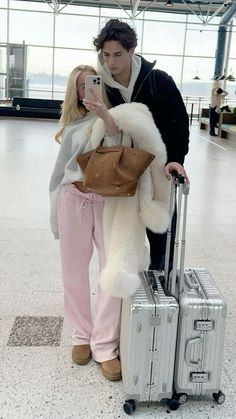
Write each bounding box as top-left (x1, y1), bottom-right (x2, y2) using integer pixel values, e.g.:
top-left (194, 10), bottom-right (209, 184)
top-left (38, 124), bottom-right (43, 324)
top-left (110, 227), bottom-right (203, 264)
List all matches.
top-left (99, 132), bottom-right (134, 148)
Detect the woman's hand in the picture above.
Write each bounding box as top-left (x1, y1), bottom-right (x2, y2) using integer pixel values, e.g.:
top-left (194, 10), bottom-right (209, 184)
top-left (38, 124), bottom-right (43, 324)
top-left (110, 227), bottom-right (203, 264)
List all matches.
top-left (83, 88), bottom-right (119, 136)
top-left (83, 88), bottom-right (109, 119)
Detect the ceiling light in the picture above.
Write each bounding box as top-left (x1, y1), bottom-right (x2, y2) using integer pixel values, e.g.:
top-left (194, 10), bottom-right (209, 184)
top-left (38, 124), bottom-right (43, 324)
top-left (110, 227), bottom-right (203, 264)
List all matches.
top-left (226, 74), bottom-right (235, 81)
top-left (165, 0), bottom-right (173, 6)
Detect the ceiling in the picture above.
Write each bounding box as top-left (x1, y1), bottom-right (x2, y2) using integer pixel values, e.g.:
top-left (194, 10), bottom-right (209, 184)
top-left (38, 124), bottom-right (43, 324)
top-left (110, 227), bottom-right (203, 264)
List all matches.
top-left (15, 0), bottom-right (236, 25)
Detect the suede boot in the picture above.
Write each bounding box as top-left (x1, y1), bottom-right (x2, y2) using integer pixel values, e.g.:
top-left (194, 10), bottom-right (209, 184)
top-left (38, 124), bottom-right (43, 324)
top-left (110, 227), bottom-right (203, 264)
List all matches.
top-left (100, 358), bottom-right (122, 381)
top-left (72, 344), bottom-right (91, 365)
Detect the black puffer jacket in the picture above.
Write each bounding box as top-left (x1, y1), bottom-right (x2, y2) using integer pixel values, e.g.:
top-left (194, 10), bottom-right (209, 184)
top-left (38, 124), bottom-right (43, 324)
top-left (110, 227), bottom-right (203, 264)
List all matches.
top-left (104, 56), bottom-right (189, 165)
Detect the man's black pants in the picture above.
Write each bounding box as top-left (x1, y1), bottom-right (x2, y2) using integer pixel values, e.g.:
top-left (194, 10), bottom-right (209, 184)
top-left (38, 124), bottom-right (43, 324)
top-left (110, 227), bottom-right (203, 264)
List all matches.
top-left (146, 208), bottom-right (177, 271)
top-left (209, 106), bottom-right (219, 135)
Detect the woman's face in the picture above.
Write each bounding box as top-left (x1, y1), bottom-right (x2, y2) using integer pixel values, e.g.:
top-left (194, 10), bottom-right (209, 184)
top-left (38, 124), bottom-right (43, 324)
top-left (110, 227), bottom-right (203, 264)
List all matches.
top-left (76, 70), bottom-right (96, 100)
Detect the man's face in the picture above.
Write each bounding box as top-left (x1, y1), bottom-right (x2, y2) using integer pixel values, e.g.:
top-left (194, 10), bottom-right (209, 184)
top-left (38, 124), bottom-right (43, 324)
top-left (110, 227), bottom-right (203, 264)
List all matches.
top-left (102, 40), bottom-right (133, 80)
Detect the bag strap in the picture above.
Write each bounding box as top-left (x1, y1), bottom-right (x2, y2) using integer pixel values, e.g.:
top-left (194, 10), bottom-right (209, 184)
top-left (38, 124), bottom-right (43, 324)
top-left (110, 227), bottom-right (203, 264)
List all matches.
top-left (99, 132), bottom-right (134, 148)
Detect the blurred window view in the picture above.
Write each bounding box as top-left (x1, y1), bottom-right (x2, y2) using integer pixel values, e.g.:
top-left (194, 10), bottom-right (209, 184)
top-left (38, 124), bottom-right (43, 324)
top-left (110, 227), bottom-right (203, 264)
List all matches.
top-left (0, 1), bottom-right (235, 101)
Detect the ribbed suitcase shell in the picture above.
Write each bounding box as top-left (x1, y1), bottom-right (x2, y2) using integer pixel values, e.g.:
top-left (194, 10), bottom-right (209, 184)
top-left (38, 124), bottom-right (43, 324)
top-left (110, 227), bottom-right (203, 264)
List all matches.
top-left (120, 270), bottom-right (179, 402)
top-left (174, 268), bottom-right (227, 397)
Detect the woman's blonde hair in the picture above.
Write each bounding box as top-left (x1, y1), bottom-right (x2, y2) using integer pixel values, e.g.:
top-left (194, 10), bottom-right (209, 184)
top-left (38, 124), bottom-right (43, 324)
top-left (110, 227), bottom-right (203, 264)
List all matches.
top-left (55, 64), bottom-right (97, 143)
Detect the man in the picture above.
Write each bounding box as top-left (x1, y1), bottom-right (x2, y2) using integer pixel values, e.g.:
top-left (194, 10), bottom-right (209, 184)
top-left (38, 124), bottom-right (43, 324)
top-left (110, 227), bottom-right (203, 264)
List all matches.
top-left (209, 87), bottom-right (228, 136)
top-left (93, 18), bottom-right (189, 270)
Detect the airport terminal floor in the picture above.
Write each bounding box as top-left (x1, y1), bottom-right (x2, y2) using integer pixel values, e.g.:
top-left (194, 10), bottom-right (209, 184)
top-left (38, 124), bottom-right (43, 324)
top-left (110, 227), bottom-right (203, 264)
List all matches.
top-left (0, 118), bottom-right (236, 418)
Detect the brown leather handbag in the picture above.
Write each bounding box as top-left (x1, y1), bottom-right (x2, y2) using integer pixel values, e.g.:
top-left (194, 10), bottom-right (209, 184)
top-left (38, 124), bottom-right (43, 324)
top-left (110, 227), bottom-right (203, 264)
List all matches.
top-left (77, 138), bottom-right (155, 197)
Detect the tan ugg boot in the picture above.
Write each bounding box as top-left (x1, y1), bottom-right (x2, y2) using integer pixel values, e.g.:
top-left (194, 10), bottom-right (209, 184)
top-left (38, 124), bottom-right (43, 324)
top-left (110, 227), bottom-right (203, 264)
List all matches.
top-left (72, 345), bottom-right (91, 365)
top-left (100, 358), bottom-right (122, 381)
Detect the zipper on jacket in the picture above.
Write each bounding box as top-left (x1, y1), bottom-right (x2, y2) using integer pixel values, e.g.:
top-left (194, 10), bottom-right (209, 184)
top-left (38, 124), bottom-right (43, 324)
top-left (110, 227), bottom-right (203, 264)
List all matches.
top-left (132, 60), bottom-right (156, 103)
top-left (105, 59), bottom-right (156, 105)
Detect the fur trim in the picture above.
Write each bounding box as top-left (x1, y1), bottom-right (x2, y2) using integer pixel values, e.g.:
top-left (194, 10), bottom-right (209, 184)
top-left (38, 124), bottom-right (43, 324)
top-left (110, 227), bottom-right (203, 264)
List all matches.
top-left (140, 201), bottom-right (170, 233)
top-left (89, 103), bottom-right (171, 297)
top-left (101, 268), bottom-right (140, 298)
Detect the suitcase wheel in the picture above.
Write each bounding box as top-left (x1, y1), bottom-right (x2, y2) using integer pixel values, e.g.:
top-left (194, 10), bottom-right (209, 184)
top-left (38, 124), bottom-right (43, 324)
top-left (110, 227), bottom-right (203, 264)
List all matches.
top-left (212, 391), bottom-right (226, 404)
top-left (167, 398), bottom-right (180, 411)
top-left (173, 392), bottom-right (188, 405)
top-left (123, 399), bottom-right (136, 415)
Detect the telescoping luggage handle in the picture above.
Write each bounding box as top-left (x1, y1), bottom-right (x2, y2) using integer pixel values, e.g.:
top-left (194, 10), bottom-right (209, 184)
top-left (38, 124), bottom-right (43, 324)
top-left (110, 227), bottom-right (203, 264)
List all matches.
top-left (164, 170), bottom-right (190, 296)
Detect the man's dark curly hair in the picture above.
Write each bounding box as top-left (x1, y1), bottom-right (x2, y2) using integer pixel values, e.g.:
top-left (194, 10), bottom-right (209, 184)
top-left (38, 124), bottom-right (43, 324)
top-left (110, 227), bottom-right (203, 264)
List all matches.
top-left (93, 19), bottom-right (137, 51)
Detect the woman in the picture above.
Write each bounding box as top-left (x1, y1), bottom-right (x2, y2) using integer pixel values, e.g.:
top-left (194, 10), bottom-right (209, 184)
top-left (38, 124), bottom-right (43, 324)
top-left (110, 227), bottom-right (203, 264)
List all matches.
top-left (49, 65), bottom-right (122, 381)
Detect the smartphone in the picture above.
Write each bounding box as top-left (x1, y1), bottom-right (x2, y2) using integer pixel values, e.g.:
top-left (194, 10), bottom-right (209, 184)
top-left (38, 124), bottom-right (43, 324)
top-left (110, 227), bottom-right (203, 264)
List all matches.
top-left (85, 75), bottom-right (102, 101)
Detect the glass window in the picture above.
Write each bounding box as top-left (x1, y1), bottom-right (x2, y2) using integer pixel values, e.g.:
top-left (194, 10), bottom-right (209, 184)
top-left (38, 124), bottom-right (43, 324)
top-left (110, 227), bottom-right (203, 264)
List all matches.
top-left (142, 21), bottom-right (185, 55)
top-left (9, 10), bottom-right (54, 46)
top-left (26, 47), bottom-right (53, 94)
top-left (0, 76), bottom-right (7, 100)
top-left (0, 46), bottom-right (7, 100)
top-left (143, 54), bottom-right (183, 84)
top-left (144, 11), bottom-right (186, 22)
top-left (54, 49), bottom-right (97, 77)
top-left (27, 89), bottom-right (53, 99)
top-left (0, 0), bottom-right (9, 7)
top-left (230, 30), bottom-right (236, 58)
top-left (100, 7), bottom-right (144, 19)
top-left (187, 14), bottom-right (220, 24)
top-left (225, 80), bottom-right (236, 100)
top-left (183, 57), bottom-right (215, 85)
top-left (185, 26), bottom-right (218, 57)
top-left (55, 14), bottom-right (99, 49)
top-left (0, 9), bottom-right (7, 42)
top-left (101, 7), bottom-right (134, 19)
top-left (60, 4), bottom-right (99, 15)
top-left (0, 47), bottom-right (7, 73)
top-left (9, 0), bottom-right (50, 11)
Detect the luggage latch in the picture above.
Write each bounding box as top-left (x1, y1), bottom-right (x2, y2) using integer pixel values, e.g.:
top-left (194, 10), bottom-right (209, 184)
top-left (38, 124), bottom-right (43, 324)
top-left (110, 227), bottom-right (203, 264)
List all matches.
top-left (149, 315), bottom-right (161, 326)
top-left (190, 372), bottom-right (209, 383)
top-left (194, 320), bottom-right (214, 331)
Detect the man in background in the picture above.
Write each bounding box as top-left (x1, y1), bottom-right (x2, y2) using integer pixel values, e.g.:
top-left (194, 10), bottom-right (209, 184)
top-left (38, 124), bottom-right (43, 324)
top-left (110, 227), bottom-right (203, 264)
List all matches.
top-left (209, 87), bottom-right (228, 136)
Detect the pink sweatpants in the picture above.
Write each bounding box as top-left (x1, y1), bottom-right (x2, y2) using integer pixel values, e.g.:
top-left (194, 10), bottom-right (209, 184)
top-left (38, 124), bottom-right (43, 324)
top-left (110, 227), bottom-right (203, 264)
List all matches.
top-left (57, 184), bottom-right (121, 362)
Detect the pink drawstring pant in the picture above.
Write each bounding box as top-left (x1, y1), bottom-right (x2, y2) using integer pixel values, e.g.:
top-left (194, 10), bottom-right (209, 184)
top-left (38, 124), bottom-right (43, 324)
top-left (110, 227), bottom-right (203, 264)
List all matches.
top-left (57, 184), bottom-right (121, 362)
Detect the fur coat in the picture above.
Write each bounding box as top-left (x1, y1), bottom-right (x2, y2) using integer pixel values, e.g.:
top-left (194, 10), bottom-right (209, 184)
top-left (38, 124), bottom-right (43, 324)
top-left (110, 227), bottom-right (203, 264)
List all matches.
top-left (89, 102), bottom-right (171, 298)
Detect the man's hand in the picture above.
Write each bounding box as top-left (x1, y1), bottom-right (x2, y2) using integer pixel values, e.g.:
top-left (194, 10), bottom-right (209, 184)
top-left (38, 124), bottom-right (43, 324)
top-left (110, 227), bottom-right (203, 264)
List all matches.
top-left (165, 162), bottom-right (189, 183)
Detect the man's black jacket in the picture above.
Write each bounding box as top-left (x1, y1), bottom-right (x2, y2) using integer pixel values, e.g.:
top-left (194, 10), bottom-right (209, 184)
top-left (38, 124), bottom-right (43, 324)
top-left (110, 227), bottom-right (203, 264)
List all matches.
top-left (104, 56), bottom-right (189, 165)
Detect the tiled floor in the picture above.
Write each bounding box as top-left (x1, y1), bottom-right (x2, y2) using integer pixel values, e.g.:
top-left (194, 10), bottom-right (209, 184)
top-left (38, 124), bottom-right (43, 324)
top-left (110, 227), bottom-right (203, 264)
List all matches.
top-left (0, 118), bottom-right (236, 419)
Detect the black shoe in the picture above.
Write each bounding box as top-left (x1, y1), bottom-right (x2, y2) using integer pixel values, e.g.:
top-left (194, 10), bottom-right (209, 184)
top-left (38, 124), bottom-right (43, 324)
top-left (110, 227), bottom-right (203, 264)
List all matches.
top-left (210, 133), bottom-right (217, 136)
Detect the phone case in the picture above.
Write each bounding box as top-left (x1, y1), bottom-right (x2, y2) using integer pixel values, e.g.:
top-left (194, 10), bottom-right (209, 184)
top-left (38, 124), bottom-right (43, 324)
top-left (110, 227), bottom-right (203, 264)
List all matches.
top-left (85, 75), bottom-right (102, 101)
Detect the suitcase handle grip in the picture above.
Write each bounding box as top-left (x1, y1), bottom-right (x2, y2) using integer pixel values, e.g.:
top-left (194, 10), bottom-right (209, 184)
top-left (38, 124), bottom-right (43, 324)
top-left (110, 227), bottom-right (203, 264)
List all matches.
top-left (184, 274), bottom-right (200, 291)
top-left (171, 170), bottom-right (185, 184)
top-left (185, 337), bottom-right (202, 367)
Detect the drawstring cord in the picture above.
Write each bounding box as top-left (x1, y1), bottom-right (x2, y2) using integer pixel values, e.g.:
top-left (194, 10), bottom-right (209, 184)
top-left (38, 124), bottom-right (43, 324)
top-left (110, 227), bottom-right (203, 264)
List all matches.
top-left (77, 197), bottom-right (94, 224)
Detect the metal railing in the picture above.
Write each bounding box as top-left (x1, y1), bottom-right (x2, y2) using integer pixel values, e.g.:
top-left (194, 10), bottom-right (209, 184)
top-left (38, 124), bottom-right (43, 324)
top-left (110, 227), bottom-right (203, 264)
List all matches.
top-left (183, 96), bottom-right (236, 125)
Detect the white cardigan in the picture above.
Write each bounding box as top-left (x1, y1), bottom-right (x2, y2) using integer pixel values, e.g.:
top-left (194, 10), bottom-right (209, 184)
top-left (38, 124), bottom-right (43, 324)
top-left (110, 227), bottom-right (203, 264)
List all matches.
top-left (88, 102), bottom-right (171, 298)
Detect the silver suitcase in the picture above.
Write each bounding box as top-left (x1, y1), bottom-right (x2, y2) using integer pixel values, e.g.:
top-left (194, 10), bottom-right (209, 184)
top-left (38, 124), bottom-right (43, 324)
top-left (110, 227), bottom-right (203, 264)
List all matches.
top-left (120, 270), bottom-right (179, 415)
top-left (166, 173), bottom-right (227, 405)
top-left (174, 268), bottom-right (227, 404)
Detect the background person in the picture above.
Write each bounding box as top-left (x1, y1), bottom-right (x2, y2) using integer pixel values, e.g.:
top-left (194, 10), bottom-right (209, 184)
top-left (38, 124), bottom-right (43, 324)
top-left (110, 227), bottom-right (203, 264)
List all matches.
top-left (93, 18), bottom-right (190, 271)
top-left (209, 87), bottom-right (228, 136)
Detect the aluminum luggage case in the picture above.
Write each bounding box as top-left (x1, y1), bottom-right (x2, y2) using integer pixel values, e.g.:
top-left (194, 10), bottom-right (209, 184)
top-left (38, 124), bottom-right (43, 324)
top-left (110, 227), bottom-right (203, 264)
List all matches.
top-left (174, 268), bottom-right (227, 403)
top-left (120, 270), bottom-right (179, 410)
top-left (166, 172), bottom-right (227, 404)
